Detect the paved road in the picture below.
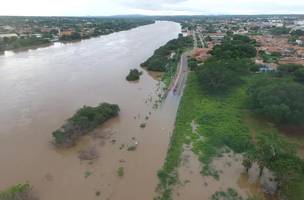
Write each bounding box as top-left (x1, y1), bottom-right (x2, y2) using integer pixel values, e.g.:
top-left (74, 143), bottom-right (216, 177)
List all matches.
top-left (193, 31), bottom-right (198, 49)
top-left (197, 32), bottom-right (207, 48)
top-left (173, 53), bottom-right (188, 96)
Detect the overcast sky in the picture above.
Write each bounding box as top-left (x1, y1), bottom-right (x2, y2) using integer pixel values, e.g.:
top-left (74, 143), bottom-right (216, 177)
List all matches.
top-left (1, 0), bottom-right (304, 16)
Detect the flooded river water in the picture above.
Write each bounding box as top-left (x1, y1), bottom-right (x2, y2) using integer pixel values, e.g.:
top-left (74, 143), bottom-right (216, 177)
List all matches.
top-left (0, 21), bottom-right (182, 200)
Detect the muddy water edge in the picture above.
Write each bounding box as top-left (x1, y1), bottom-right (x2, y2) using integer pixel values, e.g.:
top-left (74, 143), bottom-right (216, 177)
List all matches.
top-left (0, 21), bottom-right (182, 200)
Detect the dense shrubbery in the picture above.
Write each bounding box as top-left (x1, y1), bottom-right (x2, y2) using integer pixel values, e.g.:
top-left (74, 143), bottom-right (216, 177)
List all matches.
top-left (291, 29), bottom-right (304, 37)
top-left (210, 34), bottom-right (257, 59)
top-left (277, 64), bottom-right (304, 84)
top-left (294, 68), bottom-right (304, 83)
top-left (188, 57), bottom-right (199, 71)
top-left (141, 36), bottom-right (193, 72)
top-left (197, 58), bottom-right (253, 93)
top-left (126, 69), bottom-right (142, 81)
top-left (0, 183), bottom-right (34, 200)
top-left (278, 64), bottom-right (303, 75)
top-left (60, 32), bottom-right (81, 41)
top-left (197, 34), bottom-right (257, 93)
top-left (52, 103), bottom-right (119, 146)
top-left (259, 50), bottom-right (281, 63)
top-left (270, 27), bottom-right (290, 35)
top-left (247, 78), bottom-right (304, 124)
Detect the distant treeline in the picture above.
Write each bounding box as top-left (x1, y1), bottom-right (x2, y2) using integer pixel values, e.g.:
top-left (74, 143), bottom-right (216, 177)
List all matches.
top-left (0, 17), bottom-right (154, 52)
top-left (0, 36), bottom-right (51, 52)
top-left (59, 18), bottom-right (154, 41)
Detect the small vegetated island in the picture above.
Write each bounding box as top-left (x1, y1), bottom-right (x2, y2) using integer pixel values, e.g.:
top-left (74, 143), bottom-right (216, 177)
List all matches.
top-left (140, 34), bottom-right (193, 86)
top-left (52, 103), bottom-right (119, 147)
top-left (126, 69), bottom-right (142, 81)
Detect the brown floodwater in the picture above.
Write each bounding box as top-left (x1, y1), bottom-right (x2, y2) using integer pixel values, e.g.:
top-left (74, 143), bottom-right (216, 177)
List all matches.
top-left (173, 145), bottom-right (276, 200)
top-left (0, 21), bottom-right (182, 200)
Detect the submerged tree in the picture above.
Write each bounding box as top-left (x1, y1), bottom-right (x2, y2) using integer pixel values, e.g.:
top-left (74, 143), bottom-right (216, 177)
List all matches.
top-left (126, 69), bottom-right (142, 81)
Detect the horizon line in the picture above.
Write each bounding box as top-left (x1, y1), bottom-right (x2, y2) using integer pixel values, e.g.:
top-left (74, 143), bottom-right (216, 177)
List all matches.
top-left (1, 13), bottom-right (304, 18)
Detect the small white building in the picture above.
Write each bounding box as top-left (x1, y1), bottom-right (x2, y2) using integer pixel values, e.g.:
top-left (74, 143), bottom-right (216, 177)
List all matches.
top-left (0, 33), bottom-right (18, 38)
top-left (296, 39), bottom-right (304, 46)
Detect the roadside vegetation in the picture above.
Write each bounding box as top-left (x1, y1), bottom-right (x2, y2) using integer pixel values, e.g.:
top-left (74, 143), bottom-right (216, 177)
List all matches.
top-left (141, 35), bottom-right (193, 72)
top-left (0, 183), bottom-right (35, 200)
top-left (52, 103), bottom-right (119, 147)
top-left (141, 34), bottom-right (193, 87)
top-left (157, 33), bottom-right (304, 200)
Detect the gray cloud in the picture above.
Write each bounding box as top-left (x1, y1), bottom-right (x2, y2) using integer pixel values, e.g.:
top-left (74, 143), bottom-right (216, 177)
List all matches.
top-left (1, 0), bottom-right (304, 16)
top-left (118, 0), bottom-right (188, 11)
top-left (127, 0), bottom-right (304, 15)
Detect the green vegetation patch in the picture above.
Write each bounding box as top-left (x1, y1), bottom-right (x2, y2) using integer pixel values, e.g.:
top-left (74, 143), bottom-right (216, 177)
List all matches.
top-left (156, 73), bottom-right (252, 199)
top-left (259, 51), bottom-right (281, 63)
top-left (210, 188), bottom-right (244, 200)
top-left (52, 103), bottom-right (119, 147)
top-left (210, 34), bottom-right (257, 60)
top-left (117, 167), bottom-right (124, 177)
top-left (197, 58), bottom-right (253, 93)
top-left (0, 183), bottom-right (33, 200)
top-left (270, 26), bottom-right (290, 35)
top-left (126, 69), bottom-right (142, 81)
top-left (141, 35), bottom-right (192, 72)
top-left (247, 76), bottom-right (304, 125)
top-left (0, 36), bottom-right (50, 51)
top-left (277, 63), bottom-right (304, 84)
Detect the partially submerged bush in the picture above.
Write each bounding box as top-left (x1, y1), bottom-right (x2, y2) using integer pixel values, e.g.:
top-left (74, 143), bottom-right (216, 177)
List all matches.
top-left (0, 183), bottom-right (34, 200)
top-left (52, 103), bottom-right (120, 146)
top-left (210, 188), bottom-right (244, 200)
top-left (117, 167), bottom-right (124, 177)
top-left (126, 69), bottom-right (142, 81)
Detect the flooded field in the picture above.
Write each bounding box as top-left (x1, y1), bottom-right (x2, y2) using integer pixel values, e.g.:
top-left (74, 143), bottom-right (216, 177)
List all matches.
top-left (0, 21), bottom-right (182, 200)
top-left (173, 146), bottom-right (270, 200)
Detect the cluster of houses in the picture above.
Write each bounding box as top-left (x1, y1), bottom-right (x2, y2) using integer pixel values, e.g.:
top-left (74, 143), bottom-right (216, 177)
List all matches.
top-left (186, 16), bottom-right (304, 72)
top-left (0, 19), bottom-right (97, 42)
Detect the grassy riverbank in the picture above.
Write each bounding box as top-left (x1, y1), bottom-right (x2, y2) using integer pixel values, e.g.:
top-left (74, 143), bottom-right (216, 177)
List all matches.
top-left (157, 73), bottom-right (250, 199)
top-left (141, 35), bottom-right (193, 89)
top-left (157, 72), bottom-right (304, 200)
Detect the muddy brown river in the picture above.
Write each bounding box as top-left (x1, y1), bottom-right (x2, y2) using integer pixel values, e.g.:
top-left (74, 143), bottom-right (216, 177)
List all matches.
top-left (0, 21), bottom-right (182, 200)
